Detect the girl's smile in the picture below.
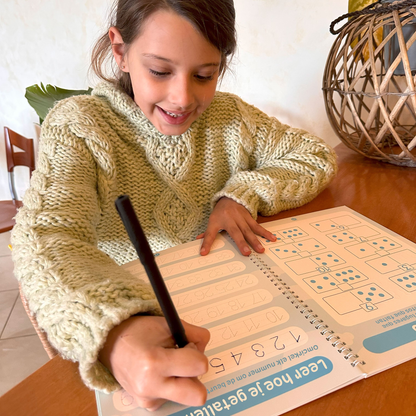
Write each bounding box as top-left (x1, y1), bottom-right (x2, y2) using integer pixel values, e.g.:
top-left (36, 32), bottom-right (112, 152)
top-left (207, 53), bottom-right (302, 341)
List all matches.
top-left (157, 106), bottom-right (193, 125)
top-left (110, 10), bottom-right (221, 135)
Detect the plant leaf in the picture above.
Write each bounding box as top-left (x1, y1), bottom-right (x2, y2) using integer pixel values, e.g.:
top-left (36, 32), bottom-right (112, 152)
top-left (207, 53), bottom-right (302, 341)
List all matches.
top-left (25, 83), bottom-right (92, 124)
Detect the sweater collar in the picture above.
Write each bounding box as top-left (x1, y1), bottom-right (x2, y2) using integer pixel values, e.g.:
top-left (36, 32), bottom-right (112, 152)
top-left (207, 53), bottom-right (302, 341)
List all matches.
top-left (92, 82), bottom-right (193, 142)
top-left (92, 82), bottom-right (196, 182)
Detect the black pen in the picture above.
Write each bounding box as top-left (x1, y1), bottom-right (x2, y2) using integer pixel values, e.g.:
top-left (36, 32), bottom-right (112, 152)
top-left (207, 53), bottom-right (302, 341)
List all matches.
top-left (115, 195), bottom-right (189, 348)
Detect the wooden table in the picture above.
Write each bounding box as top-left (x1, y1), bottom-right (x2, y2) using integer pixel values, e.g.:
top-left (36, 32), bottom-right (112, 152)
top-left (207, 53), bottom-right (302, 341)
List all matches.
top-left (1, 143), bottom-right (415, 416)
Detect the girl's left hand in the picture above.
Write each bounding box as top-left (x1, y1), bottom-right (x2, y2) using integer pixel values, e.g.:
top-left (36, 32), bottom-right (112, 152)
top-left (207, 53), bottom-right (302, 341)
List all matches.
top-left (197, 197), bottom-right (276, 256)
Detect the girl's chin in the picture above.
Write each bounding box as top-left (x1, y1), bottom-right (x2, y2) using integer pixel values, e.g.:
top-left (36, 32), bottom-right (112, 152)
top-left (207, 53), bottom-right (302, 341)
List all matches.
top-left (155, 123), bottom-right (191, 136)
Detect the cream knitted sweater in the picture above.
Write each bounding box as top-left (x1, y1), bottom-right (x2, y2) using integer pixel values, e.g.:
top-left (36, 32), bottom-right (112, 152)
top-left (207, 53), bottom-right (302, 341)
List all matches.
top-left (11, 82), bottom-right (337, 393)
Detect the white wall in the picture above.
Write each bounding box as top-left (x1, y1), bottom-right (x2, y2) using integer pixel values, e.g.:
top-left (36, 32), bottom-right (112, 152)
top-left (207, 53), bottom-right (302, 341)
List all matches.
top-left (0, 0), bottom-right (346, 200)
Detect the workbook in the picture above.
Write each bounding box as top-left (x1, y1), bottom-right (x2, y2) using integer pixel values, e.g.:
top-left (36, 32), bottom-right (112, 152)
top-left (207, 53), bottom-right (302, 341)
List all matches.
top-left (96, 206), bottom-right (416, 416)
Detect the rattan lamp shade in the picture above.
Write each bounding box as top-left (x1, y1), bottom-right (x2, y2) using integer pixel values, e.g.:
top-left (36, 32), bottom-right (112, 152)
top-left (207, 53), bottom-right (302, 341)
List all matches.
top-left (323, 0), bottom-right (416, 167)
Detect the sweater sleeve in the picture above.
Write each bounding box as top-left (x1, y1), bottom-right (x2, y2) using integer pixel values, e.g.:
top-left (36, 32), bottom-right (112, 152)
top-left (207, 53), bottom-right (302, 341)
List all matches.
top-left (212, 96), bottom-right (338, 218)
top-left (11, 109), bottom-right (160, 393)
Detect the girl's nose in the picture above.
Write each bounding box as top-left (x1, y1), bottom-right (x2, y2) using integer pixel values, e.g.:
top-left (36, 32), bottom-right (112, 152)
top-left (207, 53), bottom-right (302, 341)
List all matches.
top-left (169, 75), bottom-right (195, 109)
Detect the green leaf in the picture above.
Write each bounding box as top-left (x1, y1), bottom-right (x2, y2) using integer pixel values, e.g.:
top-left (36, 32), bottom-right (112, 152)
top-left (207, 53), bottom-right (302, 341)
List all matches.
top-left (25, 83), bottom-right (92, 124)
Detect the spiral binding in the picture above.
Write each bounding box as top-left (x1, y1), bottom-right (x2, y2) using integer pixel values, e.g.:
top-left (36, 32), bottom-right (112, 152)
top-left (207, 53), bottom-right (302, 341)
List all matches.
top-left (249, 251), bottom-right (365, 367)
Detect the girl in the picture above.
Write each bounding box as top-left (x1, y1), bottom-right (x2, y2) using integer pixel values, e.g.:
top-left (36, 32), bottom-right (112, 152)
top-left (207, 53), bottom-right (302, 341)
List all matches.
top-left (12, 0), bottom-right (337, 411)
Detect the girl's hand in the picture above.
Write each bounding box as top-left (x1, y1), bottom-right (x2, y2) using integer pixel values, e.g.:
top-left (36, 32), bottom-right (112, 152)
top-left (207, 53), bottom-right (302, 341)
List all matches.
top-left (198, 197), bottom-right (276, 256)
top-left (99, 316), bottom-right (210, 411)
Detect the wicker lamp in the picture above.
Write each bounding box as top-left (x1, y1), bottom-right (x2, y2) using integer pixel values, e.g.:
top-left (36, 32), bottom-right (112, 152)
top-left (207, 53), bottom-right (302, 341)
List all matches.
top-left (323, 0), bottom-right (416, 167)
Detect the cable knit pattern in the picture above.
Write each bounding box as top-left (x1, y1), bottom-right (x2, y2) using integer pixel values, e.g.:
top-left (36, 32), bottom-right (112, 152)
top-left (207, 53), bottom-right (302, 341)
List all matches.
top-left (11, 82), bottom-right (337, 393)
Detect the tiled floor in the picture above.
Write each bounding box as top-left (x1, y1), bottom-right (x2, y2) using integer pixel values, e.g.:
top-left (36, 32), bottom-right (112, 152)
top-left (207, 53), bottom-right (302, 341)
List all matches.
top-left (0, 231), bottom-right (49, 397)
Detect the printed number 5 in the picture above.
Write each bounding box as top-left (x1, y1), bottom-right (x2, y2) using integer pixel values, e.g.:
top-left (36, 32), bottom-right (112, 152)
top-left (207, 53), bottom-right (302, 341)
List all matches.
top-left (209, 358), bottom-right (225, 374)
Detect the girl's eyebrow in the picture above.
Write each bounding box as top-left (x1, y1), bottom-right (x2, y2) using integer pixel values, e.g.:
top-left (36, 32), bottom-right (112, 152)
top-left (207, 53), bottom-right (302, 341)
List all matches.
top-left (142, 53), bottom-right (220, 68)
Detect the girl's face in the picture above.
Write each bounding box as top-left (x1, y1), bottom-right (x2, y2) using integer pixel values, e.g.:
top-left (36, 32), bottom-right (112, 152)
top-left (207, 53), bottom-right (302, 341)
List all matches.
top-left (111, 10), bottom-right (221, 136)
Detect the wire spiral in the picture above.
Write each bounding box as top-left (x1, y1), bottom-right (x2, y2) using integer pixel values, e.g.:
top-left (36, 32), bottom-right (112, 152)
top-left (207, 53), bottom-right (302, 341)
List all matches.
top-left (249, 252), bottom-right (365, 367)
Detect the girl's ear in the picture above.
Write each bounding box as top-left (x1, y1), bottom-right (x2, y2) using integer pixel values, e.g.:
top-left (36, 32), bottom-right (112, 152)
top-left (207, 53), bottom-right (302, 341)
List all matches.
top-left (109, 27), bottom-right (129, 72)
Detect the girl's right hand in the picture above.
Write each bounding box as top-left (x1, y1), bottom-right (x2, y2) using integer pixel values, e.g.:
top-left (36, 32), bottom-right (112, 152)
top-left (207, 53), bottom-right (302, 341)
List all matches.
top-left (99, 316), bottom-right (210, 411)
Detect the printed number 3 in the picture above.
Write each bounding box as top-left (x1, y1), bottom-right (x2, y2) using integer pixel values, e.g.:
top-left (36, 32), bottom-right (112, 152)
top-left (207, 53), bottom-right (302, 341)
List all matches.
top-left (251, 343), bottom-right (265, 357)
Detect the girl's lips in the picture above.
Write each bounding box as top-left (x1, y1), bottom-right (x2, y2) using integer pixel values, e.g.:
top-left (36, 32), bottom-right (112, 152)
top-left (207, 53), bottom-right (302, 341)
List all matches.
top-left (157, 106), bottom-right (193, 125)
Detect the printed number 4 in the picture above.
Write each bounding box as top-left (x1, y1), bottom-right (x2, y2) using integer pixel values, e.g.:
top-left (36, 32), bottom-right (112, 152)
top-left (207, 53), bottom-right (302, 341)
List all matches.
top-left (231, 352), bottom-right (242, 365)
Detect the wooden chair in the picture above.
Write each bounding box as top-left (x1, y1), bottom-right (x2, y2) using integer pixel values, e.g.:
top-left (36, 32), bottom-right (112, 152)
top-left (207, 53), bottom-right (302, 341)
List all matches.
top-left (0, 127), bottom-right (35, 233)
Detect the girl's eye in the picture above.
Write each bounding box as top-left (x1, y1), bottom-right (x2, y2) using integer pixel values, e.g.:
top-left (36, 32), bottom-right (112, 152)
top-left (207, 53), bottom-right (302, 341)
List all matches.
top-left (195, 74), bottom-right (214, 82)
top-left (149, 68), bottom-right (214, 81)
top-left (149, 69), bottom-right (170, 77)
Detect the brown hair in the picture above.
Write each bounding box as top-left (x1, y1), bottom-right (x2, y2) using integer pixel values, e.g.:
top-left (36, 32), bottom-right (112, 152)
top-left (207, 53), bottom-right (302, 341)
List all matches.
top-left (91, 0), bottom-right (236, 97)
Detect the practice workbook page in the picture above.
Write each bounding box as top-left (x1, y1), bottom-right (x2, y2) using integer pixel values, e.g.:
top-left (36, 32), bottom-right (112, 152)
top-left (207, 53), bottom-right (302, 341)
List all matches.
top-left (96, 221), bottom-right (364, 416)
top-left (258, 207), bottom-right (416, 376)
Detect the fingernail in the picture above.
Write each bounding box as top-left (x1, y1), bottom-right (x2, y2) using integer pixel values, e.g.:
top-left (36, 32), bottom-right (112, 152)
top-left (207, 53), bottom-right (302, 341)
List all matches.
top-left (187, 342), bottom-right (197, 350)
top-left (257, 245), bottom-right (264, 252)
top-left (243, 246), bottom-right (251, 254)
top-left (200, 247), bottom-right (207, 255)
